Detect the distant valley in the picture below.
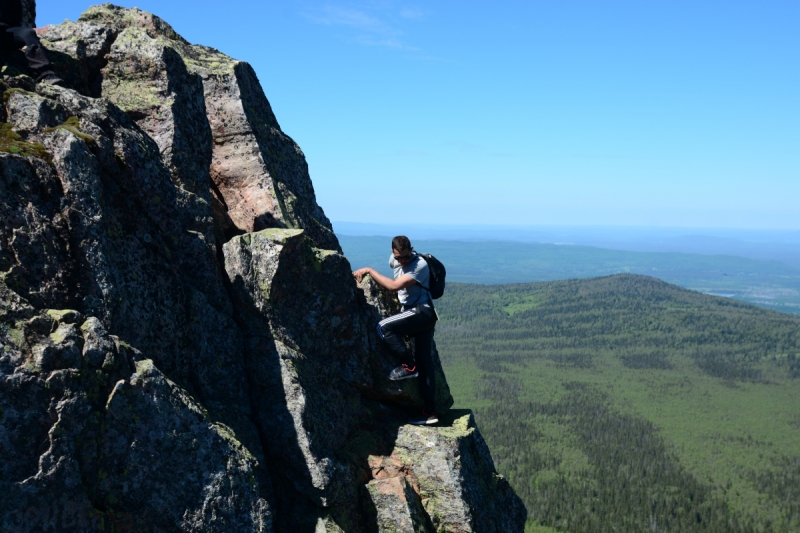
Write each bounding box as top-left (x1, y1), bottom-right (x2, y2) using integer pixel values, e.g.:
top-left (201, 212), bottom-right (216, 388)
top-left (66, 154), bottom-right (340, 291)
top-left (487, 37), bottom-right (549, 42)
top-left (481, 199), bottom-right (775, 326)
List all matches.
top-left (434, 275), bottom-right (800, 532)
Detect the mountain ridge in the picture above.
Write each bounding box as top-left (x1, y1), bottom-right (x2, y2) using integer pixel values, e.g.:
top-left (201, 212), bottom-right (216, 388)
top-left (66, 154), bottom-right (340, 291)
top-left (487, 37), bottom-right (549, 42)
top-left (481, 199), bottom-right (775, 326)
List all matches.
top-left (339, 235), bottom-right (800, 316)
top-left (0, 4), bottom-right (524, 531)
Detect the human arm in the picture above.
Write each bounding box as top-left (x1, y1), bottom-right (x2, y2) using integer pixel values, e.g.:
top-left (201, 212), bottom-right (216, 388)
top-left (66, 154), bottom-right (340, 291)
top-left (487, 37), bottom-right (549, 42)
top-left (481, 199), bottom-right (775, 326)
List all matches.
top-left (352, 267), bottom-right (417, 292)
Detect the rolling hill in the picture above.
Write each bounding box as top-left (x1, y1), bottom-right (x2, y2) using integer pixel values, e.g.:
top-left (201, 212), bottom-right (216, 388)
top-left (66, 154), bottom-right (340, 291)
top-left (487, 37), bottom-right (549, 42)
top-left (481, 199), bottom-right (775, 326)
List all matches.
top-left (434, 275), bottom-right (800, 532)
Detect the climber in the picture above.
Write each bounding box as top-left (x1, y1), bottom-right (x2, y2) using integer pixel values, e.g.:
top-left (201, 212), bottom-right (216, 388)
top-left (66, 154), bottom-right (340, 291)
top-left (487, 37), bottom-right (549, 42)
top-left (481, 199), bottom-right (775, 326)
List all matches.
top-left (0, 0), bottom-right (63, 85)
top-left (353, 235), bottom-right (440, 426)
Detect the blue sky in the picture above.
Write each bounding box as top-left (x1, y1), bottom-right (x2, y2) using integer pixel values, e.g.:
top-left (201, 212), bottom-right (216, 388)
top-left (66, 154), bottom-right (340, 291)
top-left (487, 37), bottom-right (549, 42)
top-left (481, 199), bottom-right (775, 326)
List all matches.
top-left (38, 1), bottom-right (799, 229)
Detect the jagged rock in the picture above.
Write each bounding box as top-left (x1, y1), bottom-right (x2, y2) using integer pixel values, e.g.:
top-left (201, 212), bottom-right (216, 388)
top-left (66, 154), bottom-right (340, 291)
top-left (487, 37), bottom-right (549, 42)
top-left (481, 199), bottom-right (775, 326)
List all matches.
top-left (101, 25), bottom-right (214, 202)
top-left (0, 290), bottom-right (271, 532)
top-left (78, 3), bottom-right (188, 42)
top-left (97, 22), bottom-right (221, 250)
top-left (180, 42), bottom-right (340, 250)
top-left (5, 89), bottom-right (67, 135)
top-left (222, 228), bottom-right (461, 525)
top-left (224, 228), bottom-right (369, 507)
top-left (372, 411), bottom-right (527, 533)
top-left (2, 83), bottom-right (268, 528)
top-left (43, 3), bottom-right (339, 251)
top-left (19, 0), bottom-right (36, 28)
top-left (0, 150), bottom-right (71, 305)
top-left (366, 476), bottom-right (432, 533)
top-left (38, 21), bottom-right (115, 96)
top-left (1, 3), bottom-right (524, 531)
top-left (80, 315), bottom-right (115, 368)
top-left (358, 276), bottom-right (402, 317)
top-left (102, 359), bottom-right (272, 532)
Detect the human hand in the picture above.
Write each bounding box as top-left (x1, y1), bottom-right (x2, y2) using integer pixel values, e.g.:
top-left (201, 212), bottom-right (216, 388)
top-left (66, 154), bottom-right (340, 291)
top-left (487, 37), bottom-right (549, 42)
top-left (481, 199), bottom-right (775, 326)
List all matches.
top-left (353, 268), bottom-right (371, 283)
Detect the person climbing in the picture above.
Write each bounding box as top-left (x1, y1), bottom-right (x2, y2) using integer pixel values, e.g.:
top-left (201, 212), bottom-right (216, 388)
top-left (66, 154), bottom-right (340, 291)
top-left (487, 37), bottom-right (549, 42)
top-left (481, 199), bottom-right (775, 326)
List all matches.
top-left (0, 0), bottom-right (63, 85)
top-left (353, 235), bottom-right (440, 425)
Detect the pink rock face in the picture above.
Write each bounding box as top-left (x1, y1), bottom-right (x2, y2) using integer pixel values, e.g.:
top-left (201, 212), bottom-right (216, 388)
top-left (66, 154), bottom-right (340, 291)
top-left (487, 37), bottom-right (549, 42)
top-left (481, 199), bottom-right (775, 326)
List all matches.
top-left (205, 78), bottom-right (284, 233)
top-left (197, 58), bottom-right (341, 250)
top-left (366, 476), bottom-right (429, 533)
top-left (195, 56), bottom-right (340, 249)
top-left (210, 162), bottom-right (282, 233)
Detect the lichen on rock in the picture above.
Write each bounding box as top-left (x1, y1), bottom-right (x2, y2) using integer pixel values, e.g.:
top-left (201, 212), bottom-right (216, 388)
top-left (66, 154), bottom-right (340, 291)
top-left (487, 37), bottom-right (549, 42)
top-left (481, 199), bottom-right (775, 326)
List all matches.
top-left (366, 475), bottom-right (432, 532)
top-left (0, 122), bottom-right (53, 163)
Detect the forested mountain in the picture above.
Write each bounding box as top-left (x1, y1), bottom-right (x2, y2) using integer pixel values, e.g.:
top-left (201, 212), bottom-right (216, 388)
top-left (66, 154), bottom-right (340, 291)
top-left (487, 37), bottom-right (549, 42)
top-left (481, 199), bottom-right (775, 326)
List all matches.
top-left (435, 274), bottom-right (800, 532)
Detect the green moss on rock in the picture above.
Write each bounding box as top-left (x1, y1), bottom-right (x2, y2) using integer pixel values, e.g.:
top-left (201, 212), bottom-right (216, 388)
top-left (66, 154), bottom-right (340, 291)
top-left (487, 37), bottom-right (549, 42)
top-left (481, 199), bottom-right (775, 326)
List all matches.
top-left (46, 309), bottom-right (83, 326)
top-left (252, 227), bottom-right (304, 243)
top-left (103, 78), bottom-right (165, 113)
top-left (0, 123), bottom-right (53, 165)
top-left (437, 412), bottom-right (475, 439)
top-left (49, 329), bottom-right (67, 344)
top-left (212, 422), bottom-right (257, 463)
top-left (134, 359), bottom-right (155, 374)
top-left (7, 326), bottom-right (24, 347)
top-left (2, 87), bottom-right (36, 104)
top-left (44, 116), bottom-right (95, 144)
top-left (310, 248), bottom-right (338, 272)
top-left (180, 47), bottom-right (239, 77)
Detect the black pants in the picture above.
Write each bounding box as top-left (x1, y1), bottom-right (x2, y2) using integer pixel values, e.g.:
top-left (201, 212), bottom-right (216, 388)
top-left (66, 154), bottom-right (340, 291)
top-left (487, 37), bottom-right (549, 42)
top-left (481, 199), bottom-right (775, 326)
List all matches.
top-left (377, 305), bottom-right (437, 413)
top-left (1, 25), bottom-right (54, 77)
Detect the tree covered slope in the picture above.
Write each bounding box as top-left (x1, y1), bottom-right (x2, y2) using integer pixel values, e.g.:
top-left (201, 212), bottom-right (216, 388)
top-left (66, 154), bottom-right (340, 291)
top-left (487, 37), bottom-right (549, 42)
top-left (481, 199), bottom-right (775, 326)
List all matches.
top-left (435, 274), bottom-right (800, 532)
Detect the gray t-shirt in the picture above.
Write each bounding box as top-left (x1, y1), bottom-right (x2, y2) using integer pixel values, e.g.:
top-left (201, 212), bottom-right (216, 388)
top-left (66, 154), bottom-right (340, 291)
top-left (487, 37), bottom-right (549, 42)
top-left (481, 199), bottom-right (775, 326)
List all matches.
top-left (389, 253), bottom-right (430, 307)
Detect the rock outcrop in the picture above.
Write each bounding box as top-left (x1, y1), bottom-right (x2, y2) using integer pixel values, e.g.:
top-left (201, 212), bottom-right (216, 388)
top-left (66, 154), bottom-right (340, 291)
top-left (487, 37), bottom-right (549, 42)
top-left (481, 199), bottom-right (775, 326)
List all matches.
top-left (1, 4), bottom-right (525, 532)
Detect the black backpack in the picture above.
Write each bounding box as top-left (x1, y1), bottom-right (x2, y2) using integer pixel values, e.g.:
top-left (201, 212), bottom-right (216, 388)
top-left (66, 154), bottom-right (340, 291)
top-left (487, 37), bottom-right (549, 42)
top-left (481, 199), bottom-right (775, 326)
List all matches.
top-left (417, 253), bottom-right (446, 299)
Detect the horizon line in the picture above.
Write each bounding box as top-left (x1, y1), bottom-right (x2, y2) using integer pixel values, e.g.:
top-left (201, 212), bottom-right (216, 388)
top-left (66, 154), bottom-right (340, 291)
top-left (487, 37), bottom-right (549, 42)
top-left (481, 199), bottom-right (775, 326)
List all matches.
top-left (332, 221), bottom-right (800, 232)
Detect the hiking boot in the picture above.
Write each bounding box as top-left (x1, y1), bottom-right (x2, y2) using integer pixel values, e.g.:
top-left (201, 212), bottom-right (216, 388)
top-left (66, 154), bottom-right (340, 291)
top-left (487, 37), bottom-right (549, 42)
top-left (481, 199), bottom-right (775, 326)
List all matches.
top-left (389, 364), bottom-right (418, 381)
top-left (408, 410), bottom-right (438, 425)
top-left (36, 72), bottom-right (64, 86)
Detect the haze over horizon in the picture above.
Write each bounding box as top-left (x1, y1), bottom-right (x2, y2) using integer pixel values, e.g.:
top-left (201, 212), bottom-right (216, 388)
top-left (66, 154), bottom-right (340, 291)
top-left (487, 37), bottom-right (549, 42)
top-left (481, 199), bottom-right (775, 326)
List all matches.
top-left (334, 221), bottom-right (800, 272)
top-left (39, 0), bottom-right (800, 229)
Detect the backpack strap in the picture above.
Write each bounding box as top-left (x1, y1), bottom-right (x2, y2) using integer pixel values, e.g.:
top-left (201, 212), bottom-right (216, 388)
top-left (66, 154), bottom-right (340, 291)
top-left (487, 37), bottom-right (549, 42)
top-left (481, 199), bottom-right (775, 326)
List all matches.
top-left (406, 281), bottom-right (432, 307)
top-left (404, 254), bottom-right (433, 307)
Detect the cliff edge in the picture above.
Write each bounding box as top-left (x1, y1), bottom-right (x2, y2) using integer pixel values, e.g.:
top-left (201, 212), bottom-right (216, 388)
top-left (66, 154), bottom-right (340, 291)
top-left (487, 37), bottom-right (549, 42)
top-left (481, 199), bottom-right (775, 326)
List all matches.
top-left (0, 4), bottom-right (526, 532)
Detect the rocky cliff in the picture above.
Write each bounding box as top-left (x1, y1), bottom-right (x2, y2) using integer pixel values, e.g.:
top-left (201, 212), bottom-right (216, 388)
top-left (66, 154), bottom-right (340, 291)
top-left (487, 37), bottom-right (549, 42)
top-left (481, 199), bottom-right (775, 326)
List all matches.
top-left (0, 4), bottom-right (526, 532)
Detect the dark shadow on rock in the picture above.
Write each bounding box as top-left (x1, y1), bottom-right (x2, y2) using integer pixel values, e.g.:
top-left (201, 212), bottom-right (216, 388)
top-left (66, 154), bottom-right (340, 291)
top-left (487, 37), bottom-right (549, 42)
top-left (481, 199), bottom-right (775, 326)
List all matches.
top-left (0, 49), bottom-right (30, 78)
top-left (43, 49), bottom-right (90, 95)
top-left (354, 401), bottom-right (406, 529)
top-left (223, 230), bottom-right (439, 531)
top-left (234, 62), bottom-right (340, 253)
top-left (224, 274), bottom-right (330, 531)
top-left (253, 211), bottom-right (287, 232)
top-left (210, 179), bottom-right (243, 244)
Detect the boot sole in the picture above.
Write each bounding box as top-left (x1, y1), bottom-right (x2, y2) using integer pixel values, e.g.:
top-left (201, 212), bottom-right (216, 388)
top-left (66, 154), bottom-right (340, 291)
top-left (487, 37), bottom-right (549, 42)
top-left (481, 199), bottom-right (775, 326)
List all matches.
top-left (389, 373), bottom-right (419, 381)
top-left (409, 417), bottom-right (438, 425)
